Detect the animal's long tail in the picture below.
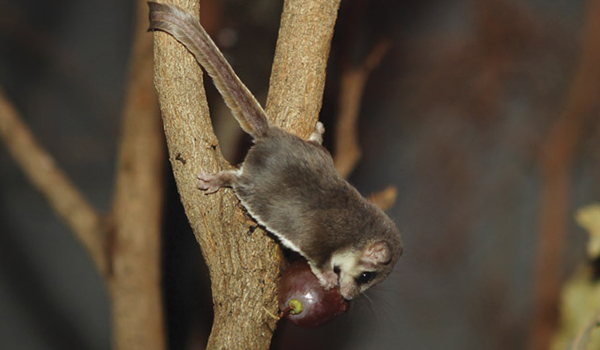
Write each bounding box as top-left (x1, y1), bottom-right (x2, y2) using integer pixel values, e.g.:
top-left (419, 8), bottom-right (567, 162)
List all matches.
top-left (148, 1), bottom-right (269, 138)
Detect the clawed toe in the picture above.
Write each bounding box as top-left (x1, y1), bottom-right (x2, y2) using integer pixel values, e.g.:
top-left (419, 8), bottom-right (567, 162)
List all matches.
top-left (197, 173), bottom-right (221, 194)
top-left (315, 121), bottom-right (325, 135)
top-left (309, 122), bottom-right (325, 144)
top-left (318, 270), bottom-right (339, 290)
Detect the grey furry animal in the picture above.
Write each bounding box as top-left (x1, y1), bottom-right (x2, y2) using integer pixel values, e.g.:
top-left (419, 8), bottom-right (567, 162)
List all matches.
top-left (148, 2), bottom-right (403, 300)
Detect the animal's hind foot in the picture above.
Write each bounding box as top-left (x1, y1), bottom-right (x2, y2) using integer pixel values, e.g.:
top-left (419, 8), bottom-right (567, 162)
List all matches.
top-left (197, 170), bottom-right (236, 194)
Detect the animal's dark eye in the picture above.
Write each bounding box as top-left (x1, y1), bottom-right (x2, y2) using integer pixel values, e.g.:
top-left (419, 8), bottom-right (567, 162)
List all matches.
top-left (355, 271), bottom-right (376, 285)
top-left (333, 266), bottom-right (341, 275)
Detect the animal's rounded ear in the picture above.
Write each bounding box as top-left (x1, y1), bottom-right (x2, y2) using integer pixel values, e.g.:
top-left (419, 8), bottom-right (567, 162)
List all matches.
top-left (364, 241), bottom-right (392, 265)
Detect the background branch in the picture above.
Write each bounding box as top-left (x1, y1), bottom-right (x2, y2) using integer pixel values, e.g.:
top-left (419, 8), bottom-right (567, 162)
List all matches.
top-left (0, 88), bottom-right (108, 276)
top-left (367, 185), bottom-right (397, 211)
top-left (530, 0), bottom-right (600, 348)
top-left (334, 38), bottom-right (391, 178)
top-left (0, 1), bottom-right (166, 348)
top-left (4, 0), bottom-right (592, 348)
top-left (107, 0), bottom-right (166, 349)
top-left (330, 38), bottom-right (397, 211)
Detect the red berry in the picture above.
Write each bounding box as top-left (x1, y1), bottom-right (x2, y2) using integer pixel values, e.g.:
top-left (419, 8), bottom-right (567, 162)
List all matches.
top-left (278, 259), bottom-right (349, 328)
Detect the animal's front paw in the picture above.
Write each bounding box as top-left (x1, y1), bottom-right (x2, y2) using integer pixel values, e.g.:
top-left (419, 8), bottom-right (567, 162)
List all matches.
top-left (318, 270), bottom-right (339, 290)
top-left (309, 122), bottom-right (325, 144)
top-left (197, 173), bottom-right (222, 194)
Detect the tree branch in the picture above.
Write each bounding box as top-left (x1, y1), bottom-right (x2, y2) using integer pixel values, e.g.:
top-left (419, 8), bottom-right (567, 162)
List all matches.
top-left (266, 0), bottom-right (342, 134)
top-left (0, 88), bottom-right (108, 276)
top-left (0, 1), bottom-right (167, 348)
top-left (367, 185), bottom-right (397, 212)
top-left (107, 0), bottom-right (166, 349)
top-left (530, 0), bottom-right (600, 348)
top-left (334, 39), bottom-right (391, 178)
top-left (151, 0), bottom-right (341, 348)
top-left (330, 38), bottom-right (397, 211)
top-left (152, 0), bottom-right (278, 348)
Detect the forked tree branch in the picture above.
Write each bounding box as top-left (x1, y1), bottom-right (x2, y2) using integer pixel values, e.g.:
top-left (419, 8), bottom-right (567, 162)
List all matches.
top-left (151, 0), bottom-right (341, 348)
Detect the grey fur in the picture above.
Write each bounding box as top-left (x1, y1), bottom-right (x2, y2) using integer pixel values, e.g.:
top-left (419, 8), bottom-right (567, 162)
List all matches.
top-left (148, 2), bottom-right (403, 300)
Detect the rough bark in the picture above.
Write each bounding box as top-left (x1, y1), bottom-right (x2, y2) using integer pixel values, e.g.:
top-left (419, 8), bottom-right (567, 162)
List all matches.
top-left (266, 0), bottom-right (342, 134)
top-left (151, 0), bottom-right (341, 348)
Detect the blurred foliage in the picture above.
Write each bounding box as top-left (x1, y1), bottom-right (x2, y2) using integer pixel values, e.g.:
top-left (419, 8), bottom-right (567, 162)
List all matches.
top-left (552, 205), bottom-right (600, 350)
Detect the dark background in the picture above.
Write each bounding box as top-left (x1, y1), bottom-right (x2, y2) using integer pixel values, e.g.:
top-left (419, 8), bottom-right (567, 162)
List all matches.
top-left (1, 0), bottom-right (599, 349)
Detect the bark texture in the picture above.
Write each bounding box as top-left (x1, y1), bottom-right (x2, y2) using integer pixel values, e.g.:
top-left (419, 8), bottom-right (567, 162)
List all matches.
top-left (151, 0), bottom-right (341, 348)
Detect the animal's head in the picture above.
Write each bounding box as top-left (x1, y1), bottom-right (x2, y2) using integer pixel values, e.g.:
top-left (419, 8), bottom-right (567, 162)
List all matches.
top-left (331, 240), bottom-right (401, 300)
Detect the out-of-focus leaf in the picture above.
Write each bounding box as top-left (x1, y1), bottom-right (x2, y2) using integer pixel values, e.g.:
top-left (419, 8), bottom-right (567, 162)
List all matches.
top-left (552, 205), bottom-right (600, 350)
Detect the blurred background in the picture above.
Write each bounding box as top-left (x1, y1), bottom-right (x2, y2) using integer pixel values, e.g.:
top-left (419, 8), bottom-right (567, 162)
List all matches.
top-left (1, 0), bottom-right (599, 349)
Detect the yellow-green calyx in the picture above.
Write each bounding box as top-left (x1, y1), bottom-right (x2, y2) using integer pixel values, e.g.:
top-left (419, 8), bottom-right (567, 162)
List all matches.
top-left (288, 299), bottom-right (304, 315)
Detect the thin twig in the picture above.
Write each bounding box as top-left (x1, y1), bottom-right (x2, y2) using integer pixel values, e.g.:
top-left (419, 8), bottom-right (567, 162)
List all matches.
top-left (332, 39), bottom-right (396, 210)
top-left (0, 88), bottom-right (107, 276)
top-left (367, 185), bottom-right (398, 211)
top-left (334, 39), bottom-right (391, 178)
